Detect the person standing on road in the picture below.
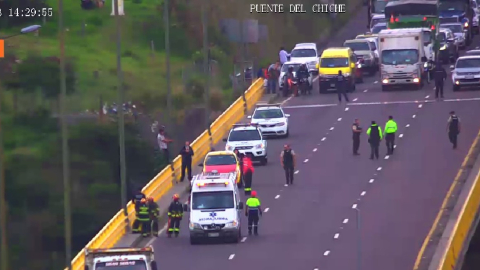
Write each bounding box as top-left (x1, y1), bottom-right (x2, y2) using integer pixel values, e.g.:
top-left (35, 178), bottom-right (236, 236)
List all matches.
top-left (158, 126), bottom-right (174, 163)
top-left (433, 62), bottom-right (447, 99)
top-left (352, 119), bottom-right (363, 155)
top-left (167, 194), bottom-right (184, 238)
top-left (243, 154), bottom-right (255, 195)
top-left (245, 191), bottom-right (262, 235)
top-left (233, 148), bottom-right (244, 184)
top-left (336, 70), bottom-right (350, 103)
top-left (447, 111), bottom-right (461, 149)
top-left (384, 116), bottom-right (398, 155)
top-left (279, 47), bottom-right (290, 65)
top-left (367, 121), bottom-right (383, 160)
top-left (147, 197), bottom-right (160, 237)
top-left (131, 187), bottom-right (146, 205)
top-left (179, 141), bottom-right (194, 182)
top-left (267, 61), bottom-right (280, 94)
top-left (280, 144), bottom-right (296, 186)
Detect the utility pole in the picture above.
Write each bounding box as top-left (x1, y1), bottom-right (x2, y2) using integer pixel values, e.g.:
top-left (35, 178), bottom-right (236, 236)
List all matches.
top-left (0, 85), bottom-right (7, 270)
top-left (59, 0), bottom-right (72, 268)
top-left (113, 0), bottom-right (129, 228)
top-left (202, 0), bottom-right (210, 129)
top-left (165, 0), bottom-right (172, 129)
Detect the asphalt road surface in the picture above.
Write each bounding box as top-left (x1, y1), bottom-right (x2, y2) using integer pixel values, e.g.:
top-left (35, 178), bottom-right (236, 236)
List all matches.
top-left (143, 7), bottom-right (480, 270)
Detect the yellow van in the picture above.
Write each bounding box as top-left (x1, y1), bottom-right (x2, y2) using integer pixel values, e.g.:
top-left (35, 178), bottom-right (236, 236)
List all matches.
top-left (316, 47), bottom-right (356, 93)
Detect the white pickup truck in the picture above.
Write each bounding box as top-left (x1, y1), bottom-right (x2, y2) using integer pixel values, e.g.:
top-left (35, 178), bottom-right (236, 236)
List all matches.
top-left (84, 247), bottom-right (158, 270)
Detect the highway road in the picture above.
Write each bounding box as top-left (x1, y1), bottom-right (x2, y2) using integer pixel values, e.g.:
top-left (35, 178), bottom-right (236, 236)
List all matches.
top-left (140, 7), bottom-right (480, 270)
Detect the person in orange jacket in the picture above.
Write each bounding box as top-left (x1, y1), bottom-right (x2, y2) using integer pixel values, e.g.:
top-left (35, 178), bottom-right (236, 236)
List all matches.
top-left (243, 154), bottom-right (255, 195)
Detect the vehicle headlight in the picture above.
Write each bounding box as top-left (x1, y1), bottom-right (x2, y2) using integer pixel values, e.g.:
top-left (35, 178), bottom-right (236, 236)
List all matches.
top-left (255, 143), bottom-right (264, 149)
top-left (357, 64), bottom-right (362, 68)
top-left (440, 45), bottom-right (447, 50)
top-left (424, 62), bottom-right (428, 68)
top-left (225, 220), bottom-right (239, 228)
top-left (343, 72), bottom-right (351, 76)
top-left (464, 22), bottom-right (469, 27)
top-left (226, 145), bottom-right (234, 151)
top-left (189, 222), bottom-right (202, 230)
top-left (276, 122), bottom-right (285, 126)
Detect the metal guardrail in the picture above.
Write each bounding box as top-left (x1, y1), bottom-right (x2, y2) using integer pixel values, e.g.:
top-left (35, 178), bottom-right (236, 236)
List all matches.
top-left (66, 78), bottom-right (264, 270)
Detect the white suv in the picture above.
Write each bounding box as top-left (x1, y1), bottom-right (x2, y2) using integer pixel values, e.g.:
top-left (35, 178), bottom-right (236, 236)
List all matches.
top-left (290, 43), bottom-right (319, 74)
top-left (223, 124), bottom-right (268, 165)
top-left (248, 104), bottom-right (289, 138)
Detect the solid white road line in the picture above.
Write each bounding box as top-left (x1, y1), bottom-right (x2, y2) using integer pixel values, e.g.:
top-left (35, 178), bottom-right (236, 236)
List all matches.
top-left (444, 97), bottom-right (480, 102)
top-left (282, 104), bottom-right (337, 109)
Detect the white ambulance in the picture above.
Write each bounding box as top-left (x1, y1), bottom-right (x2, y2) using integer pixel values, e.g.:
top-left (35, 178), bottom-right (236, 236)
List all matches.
top-left (186, 172), bottom-right (244, 245)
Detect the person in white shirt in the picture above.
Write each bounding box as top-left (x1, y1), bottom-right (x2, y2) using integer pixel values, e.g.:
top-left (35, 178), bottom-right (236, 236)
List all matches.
top-left (157, 126), bottom-right (173, 163)
top-left (279, 47), bottom-right (290, 65)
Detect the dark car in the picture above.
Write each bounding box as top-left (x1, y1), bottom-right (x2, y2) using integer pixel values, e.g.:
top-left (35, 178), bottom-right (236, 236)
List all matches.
top-left (437, 29), bottom-right (459, 63)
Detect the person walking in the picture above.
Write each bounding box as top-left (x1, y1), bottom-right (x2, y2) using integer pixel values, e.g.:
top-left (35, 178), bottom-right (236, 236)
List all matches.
top-left (352, 119), bottom-right (362, 155)
top-left (179, 141), bottom-right (194, 182)
top-left (384, 116), bottom-right (398, 155)
top-left (157, 126), bottom-right (173, 163)
top-left (447, 111), bottom-right (461, 149)
top-left (367, 121), bottom-right (383, 160)
top-left (280, 144), bottom-right (296, 186)
top-left (433, 62), bottom-right (447, 99)
top-left (336, 70), bottom-right (349, 103)
top-left (245, 191), bottom-right (262, 235)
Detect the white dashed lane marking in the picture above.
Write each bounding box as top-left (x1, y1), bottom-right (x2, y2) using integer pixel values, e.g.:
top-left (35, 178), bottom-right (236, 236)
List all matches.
top-left (384, 155), bottom-right (389, 159)
top-left (418, 104), bottom-right (423, 108)
top-left (374, 81), bottom-right (378, 84)
top-left (321, 137), bottom-right (326, 141)
top-left (399, 134), bottom-right (404, 138)
top-left (324, 251), bottom-right (330, 256)
top-left (229, 254), bottom-right (235, 260)
top-left (304, 159), bottom-right (309, 163)
top-left (377, 167), bottom-right (382, 171)
top-left (352, 204), bottom-right (357, 209)
top-left (363, 89), bottom-right (368, 92)
top-left (425, 95), bottom-right (430, 99)
top-left (330, 127), bottom-right (334, 130)
top-left (345, 107), bottom-right (349, 111)
top-left (313, 148), bottom-right (317, 152)
top-left (343, 219), bottom-right (349, 224)
top-left (338, 118), bottom-right (342, 121)
top-left (369, 179), bottom-right (374, 183)
top-left (334, 233), bottom-right (339, 239)
top-left (241, 237), bottom-right (247, 242)
top-left (412, 115), bottom-right (416, 118)
top-left (353, 98), bottom-right (358, 102)
top-left (264, 208), bottom-right (269, 212)
top-left (294, 170), bottom-right (299, 174)
top-left (361, 191), bottom-right (366, 196)
top-left (394, 145), bottom-right (397, 148)
top-left (406, 124), bottom-right (410, 127)
top-left (275, 195), bottom-right (280, 199)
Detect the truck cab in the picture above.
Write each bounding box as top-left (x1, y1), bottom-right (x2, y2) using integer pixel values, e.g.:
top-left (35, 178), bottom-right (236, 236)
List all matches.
top-left (84, 247), bottom-right (157, 270)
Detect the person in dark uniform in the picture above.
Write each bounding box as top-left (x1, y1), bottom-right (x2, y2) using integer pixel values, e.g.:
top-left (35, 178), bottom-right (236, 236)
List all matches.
top-left (131, 188), bottom-right (146, 205)
top-left (336, 70), bottom-right (350, 103)
top-left (132, 198), bottom-right (151, 236)
top-left (179, 141), bottom-right (194, 182)
top-left (280, 144), bottom-right (296, 186)
top-left (367, 121), bottom-right (383, 160)
top-left (447, 111), bottom-right (461, 149)
top-left (352, 119), bottom-right (362, 155)
top-left (245, 191), bottom-right (262, 235)
top-left (242, 154), bottom-right (255, 195)
top-left (167, 194), bottom-right (184, 237)
top-left (433, 62), bottom-right (447, 99)
top-left (147, 197), bottom-right (160, 237)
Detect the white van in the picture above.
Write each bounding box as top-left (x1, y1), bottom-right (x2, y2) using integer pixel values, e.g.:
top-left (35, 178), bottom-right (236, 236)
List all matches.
top-left (186, 172), bottom-right (243, 244)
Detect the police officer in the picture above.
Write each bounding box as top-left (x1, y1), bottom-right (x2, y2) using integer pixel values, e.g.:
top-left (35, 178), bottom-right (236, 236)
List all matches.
top-left (297, 64), bottom-right (310, 94)
top-left (280, 144), bottom-right (296, 187)
top-left (352, 119), bottom-right (362, 155)
top-left (132, 198), bottom-right (151, 237)
top-left (242, 154), bottom-right (255, 195)
top-left (384, 116), bottom-right (398, 155)
top-left (167, 194), bottom-right (184, 238)
top-left (336, 70), bottom-right (350, 103)
top-left (367, 121), bottom-right (383, 160)
top-left (131, 187), bottom-right (146, 205)
top-left (447, 111), bottom-right (461, 149)
top-left (147, 197), bottom-right (160, 237)
top-left (179, 141), bottom-right (194, 182)
top-left (245, 191), bottom-right (262, 235)
top-left (433, 62), bottom-right (447, 99)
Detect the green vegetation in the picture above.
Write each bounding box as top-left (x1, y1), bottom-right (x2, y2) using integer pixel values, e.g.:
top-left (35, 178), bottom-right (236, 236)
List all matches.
top-left (0, 0), bottom-right (363, 268)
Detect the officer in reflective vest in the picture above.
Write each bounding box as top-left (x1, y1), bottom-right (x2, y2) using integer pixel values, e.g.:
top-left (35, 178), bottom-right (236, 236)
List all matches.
top-left (167, 194), bottom-right (184, 237)
top-left (245, 191), bottom-right (262, 235)
top-left (132, 198), bottom-right (151, 237)
top-left (148, 197), bottom-right (160, 237)
top-left (447, 111), bottom-right (461, 149)
top-left (243, 154), bottom-right (255, 195)
top-left (384, 116), bottom-right (398, 155)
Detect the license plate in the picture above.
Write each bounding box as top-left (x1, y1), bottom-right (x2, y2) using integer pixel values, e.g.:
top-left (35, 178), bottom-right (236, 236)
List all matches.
top-left (330, 83), bottom-right (335, 87)
top-left (208, 233), bottom-right (219, 237)
top-left (465, 75), bottom-right (474, 79)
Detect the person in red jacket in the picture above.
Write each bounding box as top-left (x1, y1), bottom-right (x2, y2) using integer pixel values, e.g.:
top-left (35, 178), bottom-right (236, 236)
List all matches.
top-left (243, 154), bottom-right (255, 195)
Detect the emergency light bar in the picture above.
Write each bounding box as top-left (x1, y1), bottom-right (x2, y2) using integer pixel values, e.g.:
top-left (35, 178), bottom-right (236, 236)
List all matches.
top-left (197, 181), bottom-right (229, 187)
top-left (85, 246), bottom-right (154, 257)
top-left (255, 103), bottom-right (281, 108)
